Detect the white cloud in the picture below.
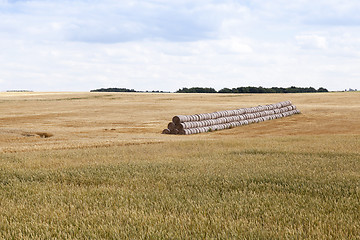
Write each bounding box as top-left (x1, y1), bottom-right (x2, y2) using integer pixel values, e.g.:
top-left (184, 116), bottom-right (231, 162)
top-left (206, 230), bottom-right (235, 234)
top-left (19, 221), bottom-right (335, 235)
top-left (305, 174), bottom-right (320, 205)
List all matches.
top-left (0, 0), bottom-right (359, 92)
top-left (296, 34), bottom-right (328, 49)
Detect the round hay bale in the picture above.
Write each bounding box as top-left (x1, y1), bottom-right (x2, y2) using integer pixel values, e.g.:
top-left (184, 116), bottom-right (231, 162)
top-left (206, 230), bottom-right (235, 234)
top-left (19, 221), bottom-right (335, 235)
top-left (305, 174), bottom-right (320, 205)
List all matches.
top-left (183, 129), bottom-right (191, 135)
top-left (170, 128), bottom-right (179, 134)
top-left (168, 122), bottom-right (176, 130)
top-left (176, 123), bottom-right (185, 130)
top-left (182, 122), bottom-right (189, 129)
top-left (172, 115), bottom-right (187, 124)
top-left (162, 129), bottom-right (171, 134)
top-left (178, 129), bottom-right (185, 135)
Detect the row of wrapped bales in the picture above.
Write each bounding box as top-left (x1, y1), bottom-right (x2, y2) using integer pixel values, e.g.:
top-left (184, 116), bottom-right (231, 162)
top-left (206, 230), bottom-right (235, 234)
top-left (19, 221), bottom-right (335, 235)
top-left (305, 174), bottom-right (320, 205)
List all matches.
top-left (171, 100), bottom-right (292, 124)
top-left (162, 101), bottom-right (300, 135)
top-left (176, 105), bottom-right (298, 130)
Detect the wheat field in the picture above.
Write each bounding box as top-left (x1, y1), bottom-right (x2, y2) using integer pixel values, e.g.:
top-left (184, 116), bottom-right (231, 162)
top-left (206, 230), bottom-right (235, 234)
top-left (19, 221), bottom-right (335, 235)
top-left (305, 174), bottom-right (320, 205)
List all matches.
top-left (0, 92), bottom-right (359, 239)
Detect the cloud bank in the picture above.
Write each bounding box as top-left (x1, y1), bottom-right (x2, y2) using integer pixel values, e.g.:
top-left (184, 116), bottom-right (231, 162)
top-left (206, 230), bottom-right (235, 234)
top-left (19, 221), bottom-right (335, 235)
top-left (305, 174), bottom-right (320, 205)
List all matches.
top-left (0, 0), bottom-right (359, 91)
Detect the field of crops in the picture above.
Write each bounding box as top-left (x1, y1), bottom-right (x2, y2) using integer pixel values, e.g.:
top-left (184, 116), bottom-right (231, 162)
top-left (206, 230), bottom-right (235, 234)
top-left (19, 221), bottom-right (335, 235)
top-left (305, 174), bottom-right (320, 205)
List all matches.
top-left (0, 92), bottom-right (359, 239)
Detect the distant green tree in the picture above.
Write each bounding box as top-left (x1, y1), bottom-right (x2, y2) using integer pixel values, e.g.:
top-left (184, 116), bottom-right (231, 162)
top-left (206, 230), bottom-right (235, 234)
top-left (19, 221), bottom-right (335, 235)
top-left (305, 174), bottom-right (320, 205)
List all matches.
top-left (90, 88), bottom-right (136, 92)
top-left (317, 87), bottom-right (328, 92)
top-left (286, 86), bottom-right (298, 93)
top-left (176, 87), bottom-right (217, 93)
top-left (218, 88), bottom-right (232, 93)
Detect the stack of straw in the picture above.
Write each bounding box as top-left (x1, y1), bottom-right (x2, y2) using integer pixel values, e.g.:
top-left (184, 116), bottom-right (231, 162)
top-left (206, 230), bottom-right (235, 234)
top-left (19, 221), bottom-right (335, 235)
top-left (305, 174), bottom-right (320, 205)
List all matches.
top-left (162, 100), bottom-right (300, 135)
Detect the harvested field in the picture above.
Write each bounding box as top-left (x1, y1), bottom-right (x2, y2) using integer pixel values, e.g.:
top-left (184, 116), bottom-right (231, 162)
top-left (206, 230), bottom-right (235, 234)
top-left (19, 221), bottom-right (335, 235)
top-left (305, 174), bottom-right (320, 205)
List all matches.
top-left (0, 92), bottom-right (359, 238)
top-left (0, 92), bottom-right (359, 152)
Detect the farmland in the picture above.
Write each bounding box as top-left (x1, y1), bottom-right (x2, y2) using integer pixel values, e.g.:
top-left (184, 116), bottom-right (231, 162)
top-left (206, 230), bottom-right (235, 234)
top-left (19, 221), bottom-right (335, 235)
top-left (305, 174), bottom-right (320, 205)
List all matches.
top-left (0, 92), bottom-right (359, 239)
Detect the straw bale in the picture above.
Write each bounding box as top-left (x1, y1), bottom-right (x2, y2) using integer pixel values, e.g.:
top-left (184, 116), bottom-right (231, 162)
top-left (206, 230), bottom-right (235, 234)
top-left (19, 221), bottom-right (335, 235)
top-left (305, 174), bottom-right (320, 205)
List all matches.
top-left (172, 115), bottom-right (186, 124)
top-left (168, 122), bottom-right (176, 130)
top-left (162, 129), bottom-right (171, 134)
top-left (170, 128), bottom-right (179, 134)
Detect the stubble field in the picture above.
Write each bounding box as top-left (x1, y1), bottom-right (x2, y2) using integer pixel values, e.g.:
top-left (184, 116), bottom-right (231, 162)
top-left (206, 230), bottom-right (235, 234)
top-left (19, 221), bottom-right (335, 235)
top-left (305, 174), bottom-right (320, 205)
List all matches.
top-left (0, 92), bottom-right (359, 239)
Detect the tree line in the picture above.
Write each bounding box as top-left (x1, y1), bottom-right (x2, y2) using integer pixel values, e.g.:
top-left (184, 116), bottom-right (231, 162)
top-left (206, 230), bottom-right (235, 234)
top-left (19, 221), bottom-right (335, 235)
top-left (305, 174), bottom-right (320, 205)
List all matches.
top-left (177, 86), bottom-right (328, 93)
top-left (90, 86), bottom-right (329, 93)
top-left (90, 88), bottom-right (136, 92)
top-left (90, 88), bottom-right (169, 93)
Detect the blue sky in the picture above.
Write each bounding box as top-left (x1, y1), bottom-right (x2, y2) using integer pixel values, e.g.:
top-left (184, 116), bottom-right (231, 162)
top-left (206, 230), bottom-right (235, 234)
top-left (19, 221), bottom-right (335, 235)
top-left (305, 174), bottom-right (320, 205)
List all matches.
top-left (0, 0), bottom-right (359, 91)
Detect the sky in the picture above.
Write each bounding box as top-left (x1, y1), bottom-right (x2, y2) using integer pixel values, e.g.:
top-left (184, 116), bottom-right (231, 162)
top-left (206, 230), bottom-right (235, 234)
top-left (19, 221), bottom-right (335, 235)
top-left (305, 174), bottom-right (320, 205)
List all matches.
top-left (0, 0), bottom-right (359, 92)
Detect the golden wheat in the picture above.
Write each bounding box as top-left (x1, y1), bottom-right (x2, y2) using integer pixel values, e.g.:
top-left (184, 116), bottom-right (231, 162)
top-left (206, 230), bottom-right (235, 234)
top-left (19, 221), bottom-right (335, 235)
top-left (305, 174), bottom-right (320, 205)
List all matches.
top-left (0, 92), bottom-right (359, 239)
